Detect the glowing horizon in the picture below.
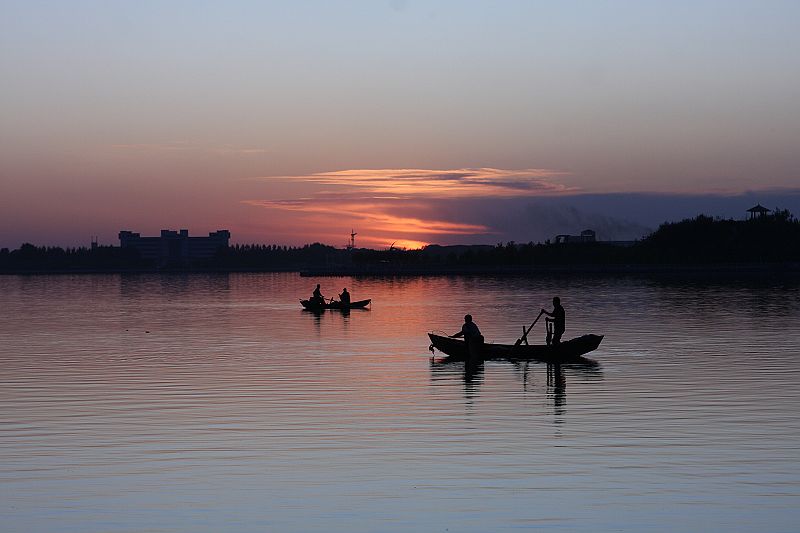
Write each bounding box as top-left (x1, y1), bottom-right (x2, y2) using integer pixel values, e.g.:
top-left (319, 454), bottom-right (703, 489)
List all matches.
top-left (242, 167), bottom-right (574, 246)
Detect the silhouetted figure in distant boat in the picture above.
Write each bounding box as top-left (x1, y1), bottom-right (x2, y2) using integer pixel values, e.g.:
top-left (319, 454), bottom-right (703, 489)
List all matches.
top-left (339, 288), bottom-right (350, 306)
top-left (311, 284), bottom-right (325, 306)
top-left (450, 314), bottom-right (484, 359)
top-left (542, 297), bottom-right (565, 345)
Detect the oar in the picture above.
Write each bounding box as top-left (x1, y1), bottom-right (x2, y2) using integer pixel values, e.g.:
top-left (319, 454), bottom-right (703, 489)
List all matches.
top-left (514, 310), bottom-right (544, 347)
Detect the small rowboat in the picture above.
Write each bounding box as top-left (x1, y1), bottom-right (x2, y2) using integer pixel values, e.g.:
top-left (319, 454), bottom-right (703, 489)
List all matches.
top-left (300, 298), bottom-right (371, 311)
top-left (428, 332), bottom-right (603, 363)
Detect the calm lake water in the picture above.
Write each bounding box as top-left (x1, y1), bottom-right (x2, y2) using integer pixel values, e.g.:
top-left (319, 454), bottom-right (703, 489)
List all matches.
top-left (1, 273), bottom-right (799, 532)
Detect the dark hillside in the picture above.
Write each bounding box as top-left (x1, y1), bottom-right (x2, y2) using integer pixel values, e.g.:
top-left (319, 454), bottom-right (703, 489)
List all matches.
top-left (635, 211), bottom-right (800, 263)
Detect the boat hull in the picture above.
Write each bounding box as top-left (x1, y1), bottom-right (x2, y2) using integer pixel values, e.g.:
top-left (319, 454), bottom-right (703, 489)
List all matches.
top-left (428, 333), bottom-right (603, 363)
top-left (300, 298), bottom-right (371, 311)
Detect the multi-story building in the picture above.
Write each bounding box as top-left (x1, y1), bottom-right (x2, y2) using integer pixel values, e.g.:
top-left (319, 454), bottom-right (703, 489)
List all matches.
top-left (118, 229), bottom-right (230, 266)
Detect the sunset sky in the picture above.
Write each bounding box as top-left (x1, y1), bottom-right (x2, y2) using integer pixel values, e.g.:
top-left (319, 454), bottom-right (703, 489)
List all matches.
top-left (2, 1), bottom-right (799, 249)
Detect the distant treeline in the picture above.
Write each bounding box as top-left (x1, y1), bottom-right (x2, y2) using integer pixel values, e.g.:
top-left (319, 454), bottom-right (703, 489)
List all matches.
top-left (212, 243), bottom-right (346, 269)
top-left (2, 211), bottom-right (798, 273)
top-left (631, 210), bottom-right (799, 264)
top-left (0, 244), bottom-right (146, 271)
top-left (0, 242), bottom-right (346, 272)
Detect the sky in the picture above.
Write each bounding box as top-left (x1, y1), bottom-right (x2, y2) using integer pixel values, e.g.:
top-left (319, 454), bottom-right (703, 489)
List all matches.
top-left (1, 0), bottom-right (799, 249)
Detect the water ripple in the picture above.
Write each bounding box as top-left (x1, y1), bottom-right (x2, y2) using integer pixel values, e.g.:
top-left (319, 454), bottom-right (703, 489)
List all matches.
top-left (1, 273), bottom-right (799, 532)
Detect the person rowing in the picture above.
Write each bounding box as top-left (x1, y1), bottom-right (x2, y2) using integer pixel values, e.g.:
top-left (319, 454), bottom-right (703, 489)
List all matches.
top-left (450, 314), bottom-right (482, 341)
top-left (541, 296), bottom-right (565, 345)
top-left (450, 314), bottom-right (484, 358)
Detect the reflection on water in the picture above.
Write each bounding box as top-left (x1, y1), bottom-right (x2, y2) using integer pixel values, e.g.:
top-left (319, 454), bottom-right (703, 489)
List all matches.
top-left (548, 364), bottom-right (566, 414)
top-left (1, 273), bottom-right (800, 532)
top-left (429, 359), bottom-right (486, 403)
top-left (430, 356), bottom-right (603, 417)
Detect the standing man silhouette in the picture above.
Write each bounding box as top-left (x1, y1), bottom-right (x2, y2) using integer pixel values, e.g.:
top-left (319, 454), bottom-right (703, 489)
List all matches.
top-left (542, 297), bottom-right (565, 345)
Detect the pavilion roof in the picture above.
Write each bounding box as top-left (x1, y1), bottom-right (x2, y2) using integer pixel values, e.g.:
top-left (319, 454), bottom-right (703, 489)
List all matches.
top-left (747, 204), bottom-right (771, 213)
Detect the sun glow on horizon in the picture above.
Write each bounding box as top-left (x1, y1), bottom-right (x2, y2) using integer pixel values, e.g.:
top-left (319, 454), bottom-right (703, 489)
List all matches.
top-left (383, 239), bottom-right (428, 250)
top-left (244, 167), bottom-right (570, 246)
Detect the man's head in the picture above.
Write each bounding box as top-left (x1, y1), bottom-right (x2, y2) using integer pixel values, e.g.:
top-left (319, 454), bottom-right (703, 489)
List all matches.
top-left (553, 296), bottom-right (560, 306)
top-left (464, 314), bottom-right (473, 323)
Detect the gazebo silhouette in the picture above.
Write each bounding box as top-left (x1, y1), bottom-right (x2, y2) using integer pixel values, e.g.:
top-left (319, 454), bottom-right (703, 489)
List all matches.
top-left (747, 204), bottom-right (771, 220)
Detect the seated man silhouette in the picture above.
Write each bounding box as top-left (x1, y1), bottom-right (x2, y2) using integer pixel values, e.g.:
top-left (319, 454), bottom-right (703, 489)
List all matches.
top-left (450, 314), bottom-right (484, 358)
top-left (311, 284), bottom-right (325, 306)
top-left (339, 287), bottom-right (351, 306)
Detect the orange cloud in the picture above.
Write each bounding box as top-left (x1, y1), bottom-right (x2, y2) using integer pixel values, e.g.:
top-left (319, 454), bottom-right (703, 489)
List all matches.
top-left (244, 167), bottom-right (576, 247)
top-left (244, 199), bottom-right (488, 243)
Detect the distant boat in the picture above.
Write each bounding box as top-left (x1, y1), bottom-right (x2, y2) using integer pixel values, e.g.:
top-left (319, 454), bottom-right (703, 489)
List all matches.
top-left (300, 298), bottom-right (371, 311)
top-left (428, 333), bottom-right (603, 363)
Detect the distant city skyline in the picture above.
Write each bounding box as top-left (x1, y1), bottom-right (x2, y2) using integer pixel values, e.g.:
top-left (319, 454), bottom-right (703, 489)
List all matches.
top-left (2, 1), bottom-right (799, 249)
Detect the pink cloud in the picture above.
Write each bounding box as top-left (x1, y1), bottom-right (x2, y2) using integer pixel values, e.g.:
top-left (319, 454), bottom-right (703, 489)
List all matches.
top-left (255, 167), bottom-right (574, 198)
top-left (242, 167), bottom-right (574, 246)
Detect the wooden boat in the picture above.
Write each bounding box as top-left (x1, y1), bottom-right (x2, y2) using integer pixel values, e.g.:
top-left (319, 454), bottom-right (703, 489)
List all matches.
top-left (300, 298), bottom-right (371, 311)
top-left (428, 332), bottom-right (603, 363)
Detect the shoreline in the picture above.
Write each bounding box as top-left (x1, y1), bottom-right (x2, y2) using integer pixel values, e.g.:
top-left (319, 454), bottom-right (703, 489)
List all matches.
top-left (299, 263), bottom-right (800, 277)
top-left (1, 262), bottom-right (798, 276)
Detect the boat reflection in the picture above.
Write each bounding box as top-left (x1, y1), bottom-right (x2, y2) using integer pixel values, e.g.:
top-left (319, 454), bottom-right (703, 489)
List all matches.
top-left (301, 305), bottom-right (354, 337)
top-left (548, 363), bottom-right (566, 413)
top-left (429, 358), bottom-right (485, 403)
top-left (431, 355), bottom-right (602, 414)
top-left (301, 307), bottom-right (351, 317)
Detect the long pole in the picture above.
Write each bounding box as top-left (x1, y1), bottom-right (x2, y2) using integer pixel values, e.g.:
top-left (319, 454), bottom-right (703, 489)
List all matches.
top-left (514, 310), bottom-right (544, 347)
